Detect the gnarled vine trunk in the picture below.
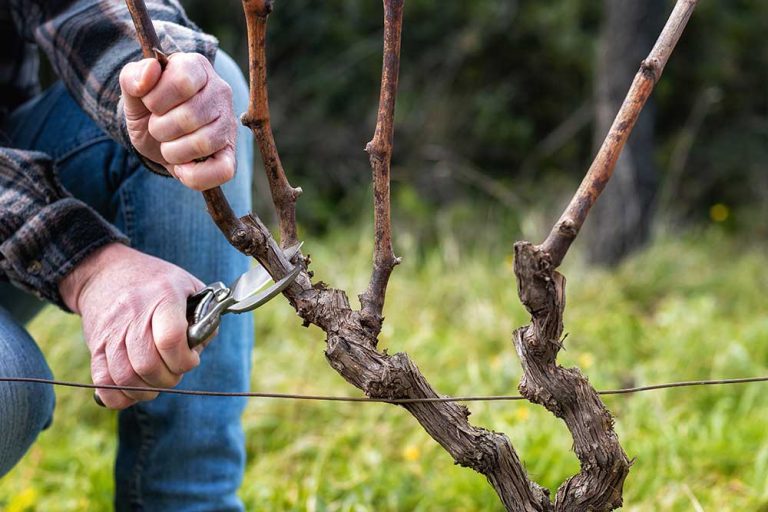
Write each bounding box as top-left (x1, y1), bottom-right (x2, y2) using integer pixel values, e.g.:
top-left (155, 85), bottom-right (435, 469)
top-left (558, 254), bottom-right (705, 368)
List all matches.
top-left (125, 0), bottom-right (699, 508)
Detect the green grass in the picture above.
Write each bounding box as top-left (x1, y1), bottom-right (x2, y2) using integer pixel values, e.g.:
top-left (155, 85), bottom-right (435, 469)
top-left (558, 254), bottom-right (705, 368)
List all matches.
top-left (1, 224), bottom-right (767, 511)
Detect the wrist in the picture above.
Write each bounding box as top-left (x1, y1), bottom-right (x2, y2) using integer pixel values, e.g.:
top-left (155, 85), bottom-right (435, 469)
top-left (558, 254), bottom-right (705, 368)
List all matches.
top-left (59, 242), bottom-right (130, 313)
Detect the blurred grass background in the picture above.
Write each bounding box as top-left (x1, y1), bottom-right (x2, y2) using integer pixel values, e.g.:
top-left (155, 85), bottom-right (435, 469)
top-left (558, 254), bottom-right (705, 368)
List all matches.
top-left (2, 0), bottom-right (767, 509)
top-left (1, 214), bottom-right (767, 511)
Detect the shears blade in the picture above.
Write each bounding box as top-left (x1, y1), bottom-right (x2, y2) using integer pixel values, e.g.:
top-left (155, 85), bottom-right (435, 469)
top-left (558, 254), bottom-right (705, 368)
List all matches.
top-left (228, 242), bottom-right (304, 304)
top-left (226, 264), bottom-right (301, 313)
top-left (230, 265), bottom-right (272, 303)
top-left (186, 242), bottom-right (304, 348)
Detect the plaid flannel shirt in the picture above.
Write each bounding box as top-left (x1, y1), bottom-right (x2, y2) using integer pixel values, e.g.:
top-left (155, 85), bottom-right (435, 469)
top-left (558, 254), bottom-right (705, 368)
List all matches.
top-left (0, 0), bottom-right (217, 308)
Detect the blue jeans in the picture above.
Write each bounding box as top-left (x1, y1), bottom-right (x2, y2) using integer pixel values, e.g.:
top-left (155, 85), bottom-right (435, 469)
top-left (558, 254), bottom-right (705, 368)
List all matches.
top-left (0, 51), bottom-right (253, 511)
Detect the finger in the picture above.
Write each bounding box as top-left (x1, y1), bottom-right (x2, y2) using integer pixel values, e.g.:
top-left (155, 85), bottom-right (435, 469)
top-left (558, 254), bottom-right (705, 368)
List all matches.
top-left (147, 92), bottom-right (220, 142)
top-left (125, 322), bottom-right (182, 389)
top-left (159, 117), bottom-right (231, 165)
top-left (173, 146), bottom-right (236, 191)
top-left (105, 338), bottom-right (159, 402)
top-left (191, 275), bottom-right (206, 290)
top-left (142, 53), bottom-right (210, 115)
top-left (91, 348), bottom-right (137, 410)
top-left (119, 59), bottom-right (163, 123)
top-left (152, 299), bottom-right (200, 375)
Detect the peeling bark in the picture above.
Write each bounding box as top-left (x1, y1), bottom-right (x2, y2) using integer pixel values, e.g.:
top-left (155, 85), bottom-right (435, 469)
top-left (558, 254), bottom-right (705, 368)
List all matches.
top-left (513, 242), bottom-right (630, 511)
top-left (123, 0), bottom-right (700, 509)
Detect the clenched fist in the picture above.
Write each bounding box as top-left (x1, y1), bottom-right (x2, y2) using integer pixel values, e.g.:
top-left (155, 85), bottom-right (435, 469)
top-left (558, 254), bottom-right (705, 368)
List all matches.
top-left (119, 52), bottom-right (236, 191)
top-left (60, 243), bottom-right (205, 409)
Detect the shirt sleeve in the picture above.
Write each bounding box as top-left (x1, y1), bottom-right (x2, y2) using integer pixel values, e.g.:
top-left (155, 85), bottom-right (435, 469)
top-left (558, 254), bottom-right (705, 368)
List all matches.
top-left (0, 148), bottom-right (129, 309)
top-left (9, 0), bottom-right (219, 175)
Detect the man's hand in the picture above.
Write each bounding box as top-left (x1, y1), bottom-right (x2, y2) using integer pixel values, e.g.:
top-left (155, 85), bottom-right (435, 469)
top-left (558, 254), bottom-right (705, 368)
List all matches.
top-left (119, 53), bottom-right (236, 191)
top-left (60, 243), bottom-right (204, 409)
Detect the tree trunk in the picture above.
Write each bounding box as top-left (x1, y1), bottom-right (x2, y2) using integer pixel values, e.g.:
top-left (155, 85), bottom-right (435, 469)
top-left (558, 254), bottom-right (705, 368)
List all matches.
top-left (586, 0), bottom-right (665, 266)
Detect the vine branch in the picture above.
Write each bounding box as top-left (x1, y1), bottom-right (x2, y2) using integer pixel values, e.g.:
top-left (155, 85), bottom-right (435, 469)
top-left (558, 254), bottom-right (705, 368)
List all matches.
top-left (359, 0), bottom-right (404, 334)
top-left (235, 0), bottom-right (547, 508)
top-left (125, 0), bottom-right (699, 510)
top-left (540, 0), bottom-right (699, 268)
top-left (510, 1), bottom-right (700, 510)
top-left (240, 0), bottom-right (302, 249)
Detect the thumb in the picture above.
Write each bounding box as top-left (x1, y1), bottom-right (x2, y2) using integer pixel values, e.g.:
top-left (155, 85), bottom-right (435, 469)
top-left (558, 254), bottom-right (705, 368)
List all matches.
top-left (119, 58), bottom-right (162, 121)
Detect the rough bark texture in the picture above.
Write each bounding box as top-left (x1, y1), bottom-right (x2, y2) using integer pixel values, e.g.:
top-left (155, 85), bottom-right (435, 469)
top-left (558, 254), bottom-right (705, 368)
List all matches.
top-left (586, 0), bottom-right (665, 266)
top-left (228, 212), bottom-right (552, 511)
top-left (513, 242), bottom-right (630, 510)
top-left (234, 2), bottom-right (549, 508)
top-left (126, 0), bottom-right (699, 509)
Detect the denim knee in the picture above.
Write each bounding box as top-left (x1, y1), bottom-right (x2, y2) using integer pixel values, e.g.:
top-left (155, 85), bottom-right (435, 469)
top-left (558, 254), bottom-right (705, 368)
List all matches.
top-left (0, 380), bottom-right (55, 476)
top-left (0, 309), bottom-right (56, 477)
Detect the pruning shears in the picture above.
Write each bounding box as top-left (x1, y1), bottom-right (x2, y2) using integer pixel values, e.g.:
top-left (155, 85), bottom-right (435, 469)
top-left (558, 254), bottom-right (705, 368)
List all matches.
top-left (186, 243), bottom-right (303, 348)
top-left (119, 0), bottom-right (303, 347)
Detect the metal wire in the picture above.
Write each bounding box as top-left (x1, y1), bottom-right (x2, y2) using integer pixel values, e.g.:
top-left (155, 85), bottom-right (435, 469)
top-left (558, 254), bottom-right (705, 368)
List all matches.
top-left (3, 375), bottom-right (768, 404)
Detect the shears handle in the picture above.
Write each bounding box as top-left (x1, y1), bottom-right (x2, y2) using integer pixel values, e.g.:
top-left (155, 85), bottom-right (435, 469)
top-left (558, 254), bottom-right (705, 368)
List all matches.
top-left (93, 283), bottom-right (226, 407)
top-left (186, 283), bottom-right (230, 348)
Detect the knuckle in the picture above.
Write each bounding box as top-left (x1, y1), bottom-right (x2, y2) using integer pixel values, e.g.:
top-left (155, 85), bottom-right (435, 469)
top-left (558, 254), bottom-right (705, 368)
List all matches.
top-left (111, 365), bottom-right (137, 387)
top-left (160, 142), bottom-right (181, 164)
top-left (173, 73), bottom-right (198, 99)
top-left (154, 325), bottom-right (187, 353)
top-left (147, 115), bottom-right (163, 140)
top-left (214, 128), bottom-right (230, 150)
top-left (132, 357), bottom-right (160, 381)
top-left (220, 81), bottom-right (233, 101)
top-left (172, 52), bottom-right (193, 66)
top-left (154, 334), bottom-right (182, 353)
top-left (177, 106), bottom-right (198, 133)
top-left (193, 136), bottom-right (211, 157)
top-left (169, 59), bottom-right (207, 100)
top-left (193, 52), bottom-right (211, 69)
top-left (117, 292), bottom-right (145, 318)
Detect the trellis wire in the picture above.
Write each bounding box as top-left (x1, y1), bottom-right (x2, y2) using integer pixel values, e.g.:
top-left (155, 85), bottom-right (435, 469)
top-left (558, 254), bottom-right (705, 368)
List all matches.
top-left (2, 375), bottom-right (768, 404)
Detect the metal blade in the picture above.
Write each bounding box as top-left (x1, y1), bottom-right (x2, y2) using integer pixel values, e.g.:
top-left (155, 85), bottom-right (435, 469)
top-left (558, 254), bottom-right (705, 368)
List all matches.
top-left (226, 263), bottom-right (301, 313)
top-left (230, 265), bottom-right (271, 302)
top-left (228, 242), bottom-right (305, 303)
